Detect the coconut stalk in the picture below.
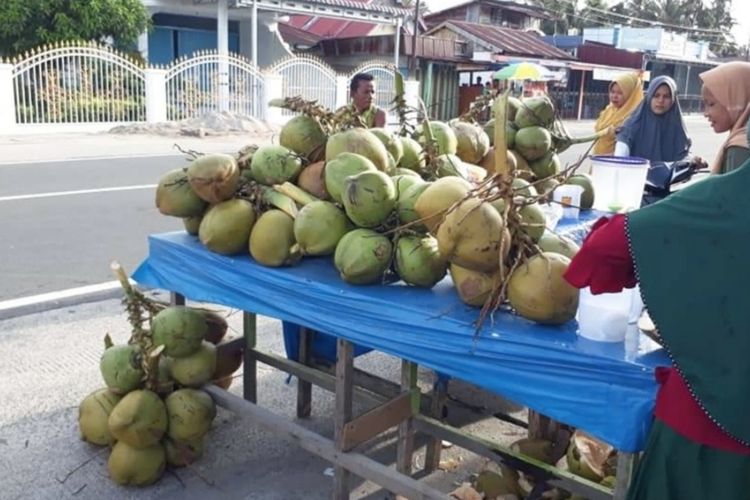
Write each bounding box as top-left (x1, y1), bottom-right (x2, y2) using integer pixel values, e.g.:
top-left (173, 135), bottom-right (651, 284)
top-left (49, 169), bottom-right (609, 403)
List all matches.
top-left (459, 92), bottom-right (496, 123)
top-left (392, 70), bottom-right (418, 137)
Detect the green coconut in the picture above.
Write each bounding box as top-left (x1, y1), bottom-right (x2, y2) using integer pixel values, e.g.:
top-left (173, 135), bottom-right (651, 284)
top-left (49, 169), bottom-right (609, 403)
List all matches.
top-left (507, 252), bottom-right (579, 325)
top-left (507, 96), bottom-right (522, 121)
top-left (334, 229), bottom-right (392, 285)
top-left (485, 121), bottom-right (518, 149)
top-left (78, 388), bottom-right (122, 446)
top-left (165, 388), bottom-right (216, 442)
top-left (414, 176), bottom-right (472, 233)
top-left (342, 171), bottom-right (396, 228)
top-left (512, 177), bottom-right (539, 198)
top-left (108, 390), bottom-right (168, 448)
top-left (187, 153), bottom-right (240, 204)
top-left (250, 144), bottom-right (303, 185)
top-left (100, 344), bottom-right (144, 394)
top-left (151, 306), bottom-right (208, 358)
top-left (108, 441), bottom-right (166, 486)
top-left (392, 175), bottom-right (424, 199)
top-left (325, 128), bottom-right (391, 172)
top-left (297, 161), bottom-right (329, 199)
top-left (394, 167), bottom-right (421, 178)
top-left (535, 177), bottom-right (560, 202)
top-left (156, 168), bottom-right (206, 217)
top-left (399, 136), bottom-right (426, 172)
top-left (249, 209), bottom-right (300, 267)
top-left (397, 182), bottom-right (431, 231)
top-left (168, 341), bottom-right (217, 387)
top-left (474, 469), bottom-right (524, 499)
top-left (293, 201), bottom-right (349, 256)
top-left (515, 95), bottom-right (555, 129)
top-left (518, 203), bottom-right (546, 242)
top-left (566, 174), bottom-right (595, 209)
top-left (480, 148), bottom-right (517, 175)
top-left (529, 151), bottom-right (561, 179)
top-left (436, 198), bottom-right (509, 272)
top-left (538, 232), bottom-right (580, 259)
top-left (183, 215), bottom-right (202, 235)
top-left (395, 235), bottom-right (447, 288)
top-left (324, 152), bottom-right (377, 203)
top-left (433, 153), bottom-right (469, 179)
top-left (420, 121), bottom-right (458, 156)
top-left (155, 356), bottom-right (175, 396)
top-left (370, 128), bottom-right (404, 165)
top-left (198, 199), bottom-right (256, 255)
top-left (202, 310), bottom-right (228, 344)
top-left (165, 437), bottom-right (204, 468)
top-left (451, 121), bottom-right (491, 164)
top-left (279, 114), bottom-right (327, 162)
top-left (449, 264), bottom-right (500, 307)
top-left (515, 126), bottom-right (552, 162)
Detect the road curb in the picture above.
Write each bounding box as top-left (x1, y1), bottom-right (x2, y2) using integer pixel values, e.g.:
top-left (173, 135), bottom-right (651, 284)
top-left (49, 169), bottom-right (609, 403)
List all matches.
top-left (0, 281), bottom-right (125, 321)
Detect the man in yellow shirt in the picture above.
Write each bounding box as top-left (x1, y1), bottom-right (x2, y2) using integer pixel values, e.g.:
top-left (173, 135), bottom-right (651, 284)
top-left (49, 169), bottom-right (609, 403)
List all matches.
top-left (345, 73), bottom-right (386, 128)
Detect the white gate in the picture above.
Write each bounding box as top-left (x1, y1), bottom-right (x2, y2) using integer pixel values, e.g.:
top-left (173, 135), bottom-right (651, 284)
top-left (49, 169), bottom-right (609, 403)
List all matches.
top-left (349, 61), bottom-right (396, 115)
top-left (268, 55), bottom-right (337, 116)
top-left (166, 51), bottom-right (265, 121)
top-left (11, 41), bottom-right (146, 124)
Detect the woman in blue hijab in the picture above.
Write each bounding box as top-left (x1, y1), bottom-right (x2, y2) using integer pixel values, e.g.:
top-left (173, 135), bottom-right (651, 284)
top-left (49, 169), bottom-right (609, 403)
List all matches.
top-left (615, 76), bottom-right (691, 162)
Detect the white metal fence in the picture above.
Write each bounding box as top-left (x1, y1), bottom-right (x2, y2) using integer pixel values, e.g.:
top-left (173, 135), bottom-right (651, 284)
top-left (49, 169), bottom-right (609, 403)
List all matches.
top-left (10, 41), bottom-right (146, 124)
top-left (0, 42), bottom-right (402, 132)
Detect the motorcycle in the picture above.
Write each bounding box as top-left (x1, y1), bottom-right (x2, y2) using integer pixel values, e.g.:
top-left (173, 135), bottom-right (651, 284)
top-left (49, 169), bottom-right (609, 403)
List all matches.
top-left (641, 156), bottom-right (709, 207)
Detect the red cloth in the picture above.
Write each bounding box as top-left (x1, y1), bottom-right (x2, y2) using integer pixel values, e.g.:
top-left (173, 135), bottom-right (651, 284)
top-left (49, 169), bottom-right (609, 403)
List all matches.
top-left (565, 215), bottom-right (750, 455)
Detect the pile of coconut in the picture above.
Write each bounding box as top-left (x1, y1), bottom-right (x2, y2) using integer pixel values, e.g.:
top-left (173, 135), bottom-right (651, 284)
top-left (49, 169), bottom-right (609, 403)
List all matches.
top-left (154, 85), bottom-right (604, 328)
top-left (78, 270), bottom-right (242, 486)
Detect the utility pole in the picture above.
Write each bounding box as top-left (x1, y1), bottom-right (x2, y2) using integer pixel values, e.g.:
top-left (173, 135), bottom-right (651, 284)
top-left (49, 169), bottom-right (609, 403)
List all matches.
top-left (409, 0), bottom-right (420, 76)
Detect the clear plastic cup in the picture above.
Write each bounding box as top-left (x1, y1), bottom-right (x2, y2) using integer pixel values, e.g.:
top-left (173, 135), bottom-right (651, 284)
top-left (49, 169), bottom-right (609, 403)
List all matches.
top-left (553, 184), bottom-right (583, 219)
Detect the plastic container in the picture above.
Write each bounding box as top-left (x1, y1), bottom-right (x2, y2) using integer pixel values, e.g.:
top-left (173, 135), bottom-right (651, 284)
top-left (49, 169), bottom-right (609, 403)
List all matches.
top-left (577, 287), bottom-right (635, 342)
top-left (589, 155), bottom-right (650, 212)
top-left (553, 184), bottom-right (583, 219)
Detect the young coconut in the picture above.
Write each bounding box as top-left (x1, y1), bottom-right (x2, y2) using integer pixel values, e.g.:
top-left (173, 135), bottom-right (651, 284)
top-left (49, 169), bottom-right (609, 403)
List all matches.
top-left (514, 126), bottom-right (553, 162)
top-left (334, 229), bottom-right (392, 285)
top-left (187, 153), bottom-right (240, 204)
top-left (78, 388), bottom-right (122, 446)
top-left (342, 171), bottom-right (397, 228)
top-left (297, 161), bottom-right (329, 200)
top-left (538, 232), bottom-right (580, 259)
top-left (151, 306), bottom-right (208, 358)
top-left (396, 182), bottom-right (431, 231)
top-left (514, 95), bottom-right (555, 129)
top-left (413, 176), bottom-right (472, 233)
top-left (155, 168), bottom-right (206, 217)
top-left (293, 201), bottom-right (350, 256)
top-left (506, 252), bottom-right (579, 325)
top-left (100, 344), bottom-right (144, 394)
top-left (433, 153), bottom-right (470, 179)
top-left (418, 121), bottom-right (458, 156)
top-left (518, 203), bottom-right (546, 243)
top-left (325, 128), bottom-right (391, 172)
top-left (108, 441), bottom-right (166, 487)
top-left (369, 127), bottom-right (404, 165)
top-left (202, 309), bottom-right (229, 344)
top-left (324, 152), bottom-right (377, 204)
top-left (436, 198), bottom-right (510, 273)
top-left (168, 341), bottom-right (217, 387)
top-left (449, 264), bottom-right (501, 307)
top-left (107, 389), bottom-right (168, 448)
top-left (164, 437), bottom-right (205, 468)
top-left (279, 114), bottom-right (327, 162)
top-left (451, 121), bottom-right (491, 164)
top-left (165, 388), bottom-right (217, 442)
top-left (250, 144), bottom-right (303, 185)
top-left (398, 136), bottom-right (426, 172)
top-left (395, 235), bottom-right (447, 288)
top-left (182, 214), bottom-right (202, 235)
top-left (249, 209), bottom-right (301, 267)
top-left (198, 198), bottom-right (256, 255)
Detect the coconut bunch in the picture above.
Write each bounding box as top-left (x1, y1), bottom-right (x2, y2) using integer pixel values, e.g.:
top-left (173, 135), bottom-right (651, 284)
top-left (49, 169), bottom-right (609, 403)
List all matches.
top-left (77, 264), bottom-right (242, 487)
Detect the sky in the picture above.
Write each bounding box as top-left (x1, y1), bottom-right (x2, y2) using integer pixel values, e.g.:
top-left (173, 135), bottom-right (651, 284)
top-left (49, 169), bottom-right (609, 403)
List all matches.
top-left (423, 0), bottom-right (750, 46)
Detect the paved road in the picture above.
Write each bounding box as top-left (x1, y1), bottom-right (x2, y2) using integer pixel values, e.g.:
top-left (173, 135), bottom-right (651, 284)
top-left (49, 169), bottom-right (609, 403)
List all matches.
top-left (0, 118), bottom-right (722, 302)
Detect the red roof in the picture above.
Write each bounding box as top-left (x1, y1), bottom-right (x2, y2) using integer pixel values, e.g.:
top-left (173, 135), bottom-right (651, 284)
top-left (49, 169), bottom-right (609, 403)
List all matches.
top-left (440, 20), bottom-right (574, 60)
top-left (278, 22), bottom-right (323, 47)
top-left (287, 15), bottom-right (377, 39)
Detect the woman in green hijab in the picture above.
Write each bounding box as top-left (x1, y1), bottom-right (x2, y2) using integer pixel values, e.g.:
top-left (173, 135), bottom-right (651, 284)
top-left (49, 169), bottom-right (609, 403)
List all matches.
top-left (564, 125), bottom-right (750, 499)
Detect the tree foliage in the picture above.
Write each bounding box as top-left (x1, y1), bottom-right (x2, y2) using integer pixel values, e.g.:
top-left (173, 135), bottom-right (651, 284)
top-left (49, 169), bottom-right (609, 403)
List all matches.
top-left (0, 0), bottom-right (151, 58)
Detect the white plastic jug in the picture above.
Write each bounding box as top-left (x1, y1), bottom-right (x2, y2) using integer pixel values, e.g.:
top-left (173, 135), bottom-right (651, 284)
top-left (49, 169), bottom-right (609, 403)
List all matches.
top-left (589, 155), bottom-right (649, 212)
top-left (577, 287), bottom-right (635, 342)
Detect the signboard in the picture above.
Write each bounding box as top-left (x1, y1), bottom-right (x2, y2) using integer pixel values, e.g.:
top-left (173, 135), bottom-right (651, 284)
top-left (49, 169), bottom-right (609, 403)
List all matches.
top-left (593, 68), bottom-right (651, 82)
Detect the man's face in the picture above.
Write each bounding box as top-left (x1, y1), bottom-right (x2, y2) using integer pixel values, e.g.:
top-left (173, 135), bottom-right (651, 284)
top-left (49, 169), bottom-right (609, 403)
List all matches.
top-left (353, 80), bottom-right (375, 110)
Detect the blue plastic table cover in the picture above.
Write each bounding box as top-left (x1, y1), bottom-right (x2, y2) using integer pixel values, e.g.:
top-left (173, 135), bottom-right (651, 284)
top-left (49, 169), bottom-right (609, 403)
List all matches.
top-left (132, 211), bottom-right (669, 452)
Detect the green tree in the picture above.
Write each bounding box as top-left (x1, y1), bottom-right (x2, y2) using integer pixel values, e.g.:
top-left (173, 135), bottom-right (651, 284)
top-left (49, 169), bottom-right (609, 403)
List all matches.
top-left (0, 0), bottom-right (150, 58)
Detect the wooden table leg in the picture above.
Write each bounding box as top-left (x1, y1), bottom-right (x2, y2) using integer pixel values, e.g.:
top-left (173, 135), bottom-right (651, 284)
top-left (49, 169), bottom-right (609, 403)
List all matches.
top-left (396, 360), bottom-right (418, 475)
top-left (243, 312), bottom-right (257, 403)
top-left (334, 339), bottom-right (354, 499)
top-left (424, 377), bottom-right (448, 473)
top-left (297, 327), bottom-right (313, 418)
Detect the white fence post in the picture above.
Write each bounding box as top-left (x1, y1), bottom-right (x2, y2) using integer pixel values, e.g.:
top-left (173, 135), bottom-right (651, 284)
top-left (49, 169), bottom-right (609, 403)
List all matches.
top-left (145, 68), bottom-right (168, 124)
top-left (264, 73), bottom-right (283, 124)
top-left (403, 79), bottom-right (420, 110)
top-left (0, 63), bottom-right (16, 134)
top-left (335, 75), bottom-right (349, 110)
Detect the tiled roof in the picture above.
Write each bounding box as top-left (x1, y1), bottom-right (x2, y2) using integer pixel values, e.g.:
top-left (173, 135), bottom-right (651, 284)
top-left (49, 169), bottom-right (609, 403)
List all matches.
top-left (443, 20), bottom-right (575, 60)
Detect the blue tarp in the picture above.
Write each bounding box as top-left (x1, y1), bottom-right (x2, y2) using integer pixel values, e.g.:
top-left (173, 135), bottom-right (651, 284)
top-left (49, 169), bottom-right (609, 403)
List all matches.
top-left (132, 212), bottom-right (669, 452)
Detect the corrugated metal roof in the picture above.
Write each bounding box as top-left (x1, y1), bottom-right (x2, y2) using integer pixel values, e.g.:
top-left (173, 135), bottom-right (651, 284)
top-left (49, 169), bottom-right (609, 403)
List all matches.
top-left (278, 22), bottom-right (323, 46)
top-left (284, 0), bottom-right (396, 39)
top-left (296, 0), bottom-right (412, 15)
top-left (444, 20), bottom-right (575, 60)
top-left (424, 0), bottom-right (549, 20)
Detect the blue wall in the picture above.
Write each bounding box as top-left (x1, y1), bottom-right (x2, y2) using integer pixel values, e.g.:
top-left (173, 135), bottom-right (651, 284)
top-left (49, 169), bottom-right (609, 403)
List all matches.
top-left (148, 14), bottom-right (240, 65)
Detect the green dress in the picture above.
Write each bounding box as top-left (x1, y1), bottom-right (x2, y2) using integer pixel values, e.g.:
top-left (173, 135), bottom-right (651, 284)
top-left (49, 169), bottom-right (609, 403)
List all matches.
top-left (720, 145), bottom-right (750, 173)
top-left (625, 151), bottom-right (750, 499)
